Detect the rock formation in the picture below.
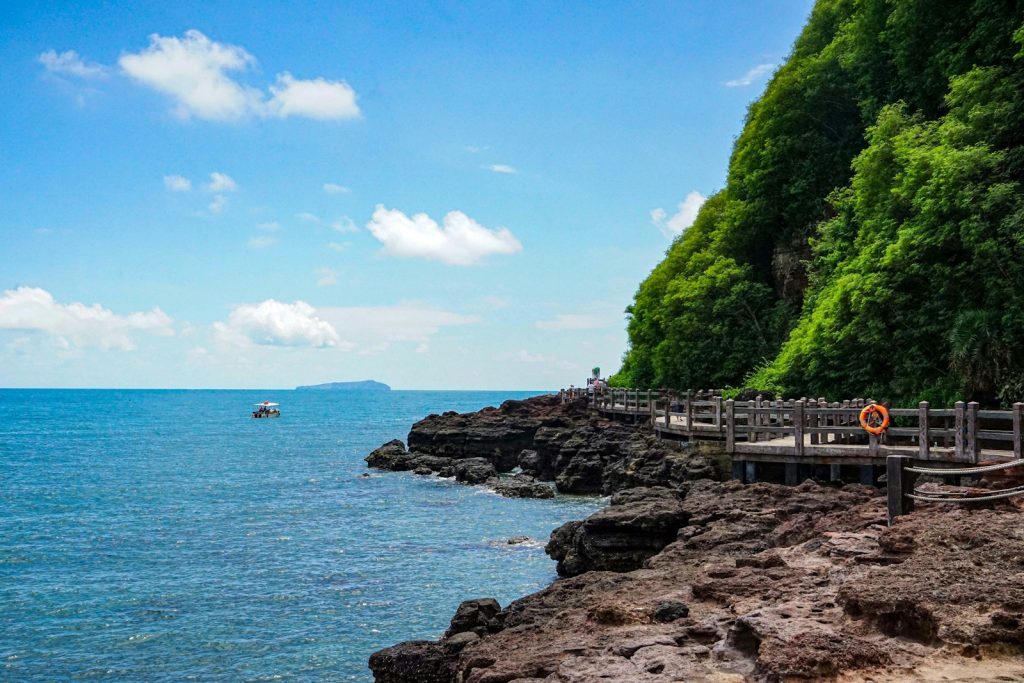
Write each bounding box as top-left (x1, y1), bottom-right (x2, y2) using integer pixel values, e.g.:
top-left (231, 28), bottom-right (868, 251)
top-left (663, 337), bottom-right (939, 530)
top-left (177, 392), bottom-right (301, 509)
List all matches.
top-left (366, 395), bottom-right (1024, 681)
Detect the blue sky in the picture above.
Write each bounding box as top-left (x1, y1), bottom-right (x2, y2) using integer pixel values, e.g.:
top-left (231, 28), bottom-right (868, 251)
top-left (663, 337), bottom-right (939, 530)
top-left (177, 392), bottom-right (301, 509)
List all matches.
top-left (1, 1), bottom-right (813, 389)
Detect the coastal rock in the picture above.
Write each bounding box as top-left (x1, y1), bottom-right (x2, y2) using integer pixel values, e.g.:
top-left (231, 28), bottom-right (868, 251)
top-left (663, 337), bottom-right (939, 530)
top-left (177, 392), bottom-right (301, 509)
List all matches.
top-left (545, 487), bottom-right (687, 576)
top-left (492, 474), bottom-right (555, 499)
top-left (444, 598), bottom-right (502, 638)
top-left (407, 395), bottom-right (585, 470)
top-left (453, 458), bottom-right (498, 485)
top-left (408, 454), bottom-right (455, 472)
top-left (368, 395), bottom-right (720, 496)
top-left (367, 640), bottom-right (454, 683)
top-left (366, 440), bottom-right (412, 471)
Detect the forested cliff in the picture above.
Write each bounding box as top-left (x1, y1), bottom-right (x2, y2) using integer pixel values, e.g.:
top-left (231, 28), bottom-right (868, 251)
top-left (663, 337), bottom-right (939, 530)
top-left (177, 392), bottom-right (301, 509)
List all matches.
top-left (614, 0), bottom-right (1024, 406)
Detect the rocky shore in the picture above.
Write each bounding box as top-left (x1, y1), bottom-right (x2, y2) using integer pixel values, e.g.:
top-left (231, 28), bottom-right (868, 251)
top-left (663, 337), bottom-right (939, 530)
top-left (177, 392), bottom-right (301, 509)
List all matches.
top-left (365, 395), bottom-right (1024, 682)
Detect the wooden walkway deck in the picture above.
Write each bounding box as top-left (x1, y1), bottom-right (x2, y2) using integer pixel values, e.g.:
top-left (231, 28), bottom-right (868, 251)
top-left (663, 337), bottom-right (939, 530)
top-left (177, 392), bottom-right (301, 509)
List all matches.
top-left (560, 387), bottom-right (1024, 471)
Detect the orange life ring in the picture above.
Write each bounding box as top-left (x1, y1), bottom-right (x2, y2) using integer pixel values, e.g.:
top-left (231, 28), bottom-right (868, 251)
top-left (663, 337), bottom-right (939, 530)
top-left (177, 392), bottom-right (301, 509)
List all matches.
top-left (859, 403), bottom-right (890, 436)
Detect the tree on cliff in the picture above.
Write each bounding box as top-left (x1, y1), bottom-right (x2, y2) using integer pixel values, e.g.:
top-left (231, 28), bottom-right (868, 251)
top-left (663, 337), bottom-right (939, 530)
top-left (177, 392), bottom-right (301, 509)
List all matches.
top-left (614, 0), bottom-right (1024, 406)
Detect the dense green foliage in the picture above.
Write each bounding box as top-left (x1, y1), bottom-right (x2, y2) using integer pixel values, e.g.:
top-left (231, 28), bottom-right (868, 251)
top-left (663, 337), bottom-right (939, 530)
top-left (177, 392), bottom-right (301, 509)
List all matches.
top-left (616, 0), bottom-right (1024, 405)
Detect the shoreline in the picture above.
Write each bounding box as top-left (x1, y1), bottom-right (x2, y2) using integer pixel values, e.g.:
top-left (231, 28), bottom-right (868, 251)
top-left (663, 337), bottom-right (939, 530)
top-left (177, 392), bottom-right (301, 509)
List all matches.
top-left (364, 394), bottom-right (1024, 682)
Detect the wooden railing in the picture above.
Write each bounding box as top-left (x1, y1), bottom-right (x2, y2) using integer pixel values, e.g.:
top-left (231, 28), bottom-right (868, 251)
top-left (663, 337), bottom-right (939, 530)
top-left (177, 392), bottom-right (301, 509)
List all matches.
top-left (571, 387), bottom-right (1024, 465)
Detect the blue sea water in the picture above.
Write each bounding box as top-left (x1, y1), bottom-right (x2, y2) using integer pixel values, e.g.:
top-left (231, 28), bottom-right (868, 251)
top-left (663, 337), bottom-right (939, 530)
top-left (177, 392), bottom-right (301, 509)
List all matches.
top-left (0, 389), bottom-right (605, 682)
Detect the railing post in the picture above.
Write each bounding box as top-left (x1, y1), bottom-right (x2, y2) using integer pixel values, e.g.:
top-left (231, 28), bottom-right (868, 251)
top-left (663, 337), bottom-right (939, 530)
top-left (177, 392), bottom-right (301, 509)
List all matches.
top-left (967, 401), bottom-right (980, 463)
top-left (751, 395), bottom-right (760, 443)
top-left (725, 399), bottom-right (735, 452)
top-left (955, 401), bottom-right (965, 461)
top-left (685, 391), bottom-right (694, 434)
top-left (1014, 402), bottom-right (1023, 460)
top-left (886, 455), bottom-right (915, 525)
top-left (793, 399), bottom-right (805, 457)
top-left (918, 401), bottom-right (930, 461)
top-left (713, 395), bottom-right (723, 432)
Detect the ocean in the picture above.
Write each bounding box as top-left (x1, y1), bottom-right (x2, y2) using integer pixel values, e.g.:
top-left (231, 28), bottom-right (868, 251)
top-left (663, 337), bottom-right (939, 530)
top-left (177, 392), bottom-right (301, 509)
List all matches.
top-left (0, 389), bottom-right (604, 682)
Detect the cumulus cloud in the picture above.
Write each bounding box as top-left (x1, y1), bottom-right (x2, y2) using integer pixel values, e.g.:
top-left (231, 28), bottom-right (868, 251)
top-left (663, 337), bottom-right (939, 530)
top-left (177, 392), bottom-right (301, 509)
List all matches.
top-left (206, 172), bottom-right (237, 192)
top-left (536, 313), bottom-right (620, 331)
top-left (724, 63), bottom-right (776, 87)
top-left (487, 164), bottom-right (517, 174)
top-left (118, 30), bottom-right (361, 122)
top-left (296, 212), bottom-right (320, 223)
top-left (323, 182), bottom-right (351, 195)
top-left (266, 72), bottom-right (359, 120)
top-left (214, 299), bottom-right (340, 347)
top-left (366, 205), bottom-right (523, 266)
top-left (0, 286), bottom-right (173, 351)
top-left (163, 174), bottom-right (192, 191)
top-left (119, 30), bottom-right (263, 121)
top-left (38, 49), bottom-right (107, 78)
top-left (651, 191), bottom-right (706, 237)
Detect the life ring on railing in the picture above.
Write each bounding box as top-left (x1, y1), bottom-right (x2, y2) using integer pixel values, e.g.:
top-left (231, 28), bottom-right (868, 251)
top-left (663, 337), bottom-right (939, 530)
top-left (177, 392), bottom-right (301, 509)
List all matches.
top-left (859, 403), bottom-right (890, 436)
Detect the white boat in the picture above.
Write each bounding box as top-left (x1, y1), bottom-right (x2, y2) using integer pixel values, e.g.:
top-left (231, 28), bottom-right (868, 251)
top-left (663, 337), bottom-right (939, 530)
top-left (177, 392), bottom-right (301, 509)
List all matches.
top-left (252, 401), bottom-right (281, 418)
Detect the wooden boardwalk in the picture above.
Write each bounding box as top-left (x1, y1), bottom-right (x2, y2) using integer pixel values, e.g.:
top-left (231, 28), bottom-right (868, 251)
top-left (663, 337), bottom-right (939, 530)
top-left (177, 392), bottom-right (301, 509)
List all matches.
top-left (561, 387), bottom-right (1024, 471)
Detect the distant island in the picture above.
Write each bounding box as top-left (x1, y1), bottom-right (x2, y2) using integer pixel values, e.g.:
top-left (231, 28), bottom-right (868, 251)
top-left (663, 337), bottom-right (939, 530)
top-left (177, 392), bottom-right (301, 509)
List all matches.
top-left (295, 380), bottom-right (391, 391)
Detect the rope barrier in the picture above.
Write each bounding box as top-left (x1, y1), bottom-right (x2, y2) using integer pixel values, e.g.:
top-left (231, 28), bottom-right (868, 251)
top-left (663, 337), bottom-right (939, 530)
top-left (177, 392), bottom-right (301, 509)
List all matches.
top-left (907, 486), bottom-right (1024, 503)
top-left (905, 459), bottom-right (1024, 476)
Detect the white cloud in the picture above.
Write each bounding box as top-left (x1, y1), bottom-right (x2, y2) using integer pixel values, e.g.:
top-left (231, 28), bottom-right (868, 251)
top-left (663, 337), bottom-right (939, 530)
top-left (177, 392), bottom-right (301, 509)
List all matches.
top-left (536, 313), bottom-right (620, 331)
top-left (318, 305), bottom-right (478, 353)
top-left (119, 30), bottom-right (263, 121)
top-left (497, 349), bottom-right (577, 371)
top-left (39, 49), bottom-right (107, 78)
top-left (266, 72), bottom-right (360, 120)
top-left (651, 191), bottom-right (706, 237)
top-left (256, 221), bottom-right (280, 232)
top-left (327, 241), bottom-right (349, 252)
top-left (247, 235), bottom-right (277, 248)
top-left (118, 30), bottom-right (361, 122)
top-left (214, 299), bottom-right (340, 348)
top-left (209, 194), bottom-right (228, 214)
top-left (724, 63), bottom-right (776, 87)
top-left (0, 286), bottom-right (173, 351)
top-left (366, 205), bottom-right (523, 266)
top-left (296, 212), bottom-right (320, 223)
top-left (323, 182), bottom-right (351, 195)
top-left (206, 172), bottom-right (237, 192)
top-left (331, 216), bottom-right (358, 233)
top-left (164, 174), bottom-right (192, 192)
top-left (316, 267), bottom-right (338, 287)
top-left (487, 164), bottom-right (517, 174)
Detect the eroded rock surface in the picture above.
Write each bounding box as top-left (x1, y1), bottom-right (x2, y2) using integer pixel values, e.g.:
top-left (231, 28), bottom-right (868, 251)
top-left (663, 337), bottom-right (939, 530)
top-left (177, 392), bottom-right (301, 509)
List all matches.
top-left (366, 395), bottom-right (1024, 682)
top-left (370, 478), bottom-right (1024, 682)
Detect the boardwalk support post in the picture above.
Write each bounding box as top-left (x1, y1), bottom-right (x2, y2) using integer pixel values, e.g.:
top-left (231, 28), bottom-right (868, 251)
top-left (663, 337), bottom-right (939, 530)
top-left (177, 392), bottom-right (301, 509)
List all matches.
top-left (886, 455), bottom-right (915, 525)
top-left (955, 401), bottom-right (965, 461)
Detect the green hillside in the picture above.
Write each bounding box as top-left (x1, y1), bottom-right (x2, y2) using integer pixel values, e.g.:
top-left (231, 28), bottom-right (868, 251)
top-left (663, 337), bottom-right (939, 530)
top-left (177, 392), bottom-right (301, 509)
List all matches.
top-left (614, 0), bottom-right (1024, 406)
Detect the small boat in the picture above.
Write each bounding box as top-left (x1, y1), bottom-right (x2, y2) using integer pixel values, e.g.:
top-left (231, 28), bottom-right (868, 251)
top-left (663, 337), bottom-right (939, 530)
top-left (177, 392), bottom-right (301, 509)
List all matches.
top-left (252, 401), bottom-right (281, 418)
